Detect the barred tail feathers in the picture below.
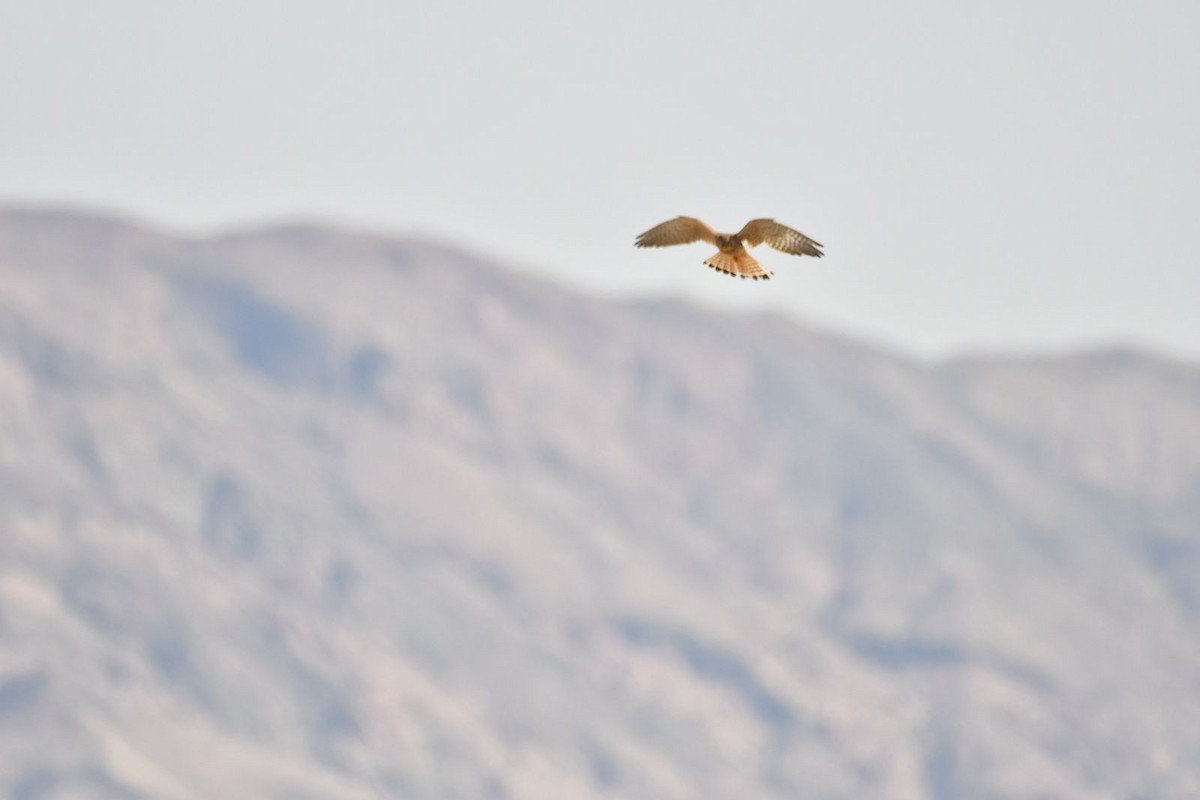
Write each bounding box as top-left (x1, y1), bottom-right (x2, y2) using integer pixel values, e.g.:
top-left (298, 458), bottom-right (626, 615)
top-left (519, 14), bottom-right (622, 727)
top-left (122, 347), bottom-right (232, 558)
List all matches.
top-left (703, 250), bottom-right (771, 279)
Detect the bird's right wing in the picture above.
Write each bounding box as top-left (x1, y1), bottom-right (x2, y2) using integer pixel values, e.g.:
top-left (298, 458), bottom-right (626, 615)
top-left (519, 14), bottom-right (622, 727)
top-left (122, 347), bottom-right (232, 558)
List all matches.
top-left (737, 218), bottom-right (824, 258)
top-left (634, 216), bottom-right (719, 248)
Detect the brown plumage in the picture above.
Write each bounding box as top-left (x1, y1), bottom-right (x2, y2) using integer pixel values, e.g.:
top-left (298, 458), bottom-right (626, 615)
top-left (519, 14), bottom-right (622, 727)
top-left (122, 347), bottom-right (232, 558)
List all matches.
top-left (634, 216), bottom-right (824, 280)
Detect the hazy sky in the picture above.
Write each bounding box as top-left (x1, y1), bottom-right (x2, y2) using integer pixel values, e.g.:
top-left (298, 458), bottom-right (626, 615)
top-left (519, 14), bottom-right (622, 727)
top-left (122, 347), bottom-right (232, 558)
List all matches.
top-left (3, 1), bottom-right (1197, 358)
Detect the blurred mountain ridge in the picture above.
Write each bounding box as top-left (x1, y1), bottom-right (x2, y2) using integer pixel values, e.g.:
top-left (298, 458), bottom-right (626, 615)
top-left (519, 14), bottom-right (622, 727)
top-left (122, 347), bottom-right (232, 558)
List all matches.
top-left (0, 206), bottom-right (1197, 799)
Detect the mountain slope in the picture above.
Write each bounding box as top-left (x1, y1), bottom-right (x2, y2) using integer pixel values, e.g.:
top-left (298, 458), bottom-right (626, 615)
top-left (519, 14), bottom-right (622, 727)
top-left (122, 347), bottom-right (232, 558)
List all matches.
top-left (0, 208), bottom-right (1197, 799)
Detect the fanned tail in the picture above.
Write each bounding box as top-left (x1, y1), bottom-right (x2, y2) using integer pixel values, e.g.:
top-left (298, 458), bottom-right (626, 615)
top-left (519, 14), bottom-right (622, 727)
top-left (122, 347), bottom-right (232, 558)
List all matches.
top-left (703, 250), bottom-right (771, 280)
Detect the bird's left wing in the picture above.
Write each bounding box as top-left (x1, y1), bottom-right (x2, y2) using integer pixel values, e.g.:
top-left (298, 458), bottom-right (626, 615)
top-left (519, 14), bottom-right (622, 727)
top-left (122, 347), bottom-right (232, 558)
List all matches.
top-left (635, 216), bottom-right (719, 248)
top-left (737, 219), bottom-right (824, 258)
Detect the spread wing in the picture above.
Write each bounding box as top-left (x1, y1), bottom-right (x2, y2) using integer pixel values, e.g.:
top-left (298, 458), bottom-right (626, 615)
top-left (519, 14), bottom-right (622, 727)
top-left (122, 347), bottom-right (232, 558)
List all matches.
top-left (737, 218), bottom-right (824, 258)
top-left (635, 216), bottom-right (718, 248)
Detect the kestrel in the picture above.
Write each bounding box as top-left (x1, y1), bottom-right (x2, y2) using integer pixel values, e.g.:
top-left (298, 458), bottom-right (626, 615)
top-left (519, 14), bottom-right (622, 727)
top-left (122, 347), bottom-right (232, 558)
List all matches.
top-left (634, 216), bottom-right (824, 280)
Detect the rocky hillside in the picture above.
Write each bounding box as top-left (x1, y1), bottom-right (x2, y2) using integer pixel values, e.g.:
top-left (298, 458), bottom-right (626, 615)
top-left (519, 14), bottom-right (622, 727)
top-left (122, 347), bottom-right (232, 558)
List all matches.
top-left (0, 208), bottom-right (1197, 799)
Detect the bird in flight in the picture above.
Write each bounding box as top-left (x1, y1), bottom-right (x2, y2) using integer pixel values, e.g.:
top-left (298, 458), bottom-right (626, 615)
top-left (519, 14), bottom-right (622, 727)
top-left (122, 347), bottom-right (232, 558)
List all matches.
top-left (634, 217), bottom-right (824, 280)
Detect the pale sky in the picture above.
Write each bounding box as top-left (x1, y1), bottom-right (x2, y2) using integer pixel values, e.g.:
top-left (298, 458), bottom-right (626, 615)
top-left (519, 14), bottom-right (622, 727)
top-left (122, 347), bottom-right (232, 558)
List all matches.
top-left (2, 1), bottom-right (1197, 358)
